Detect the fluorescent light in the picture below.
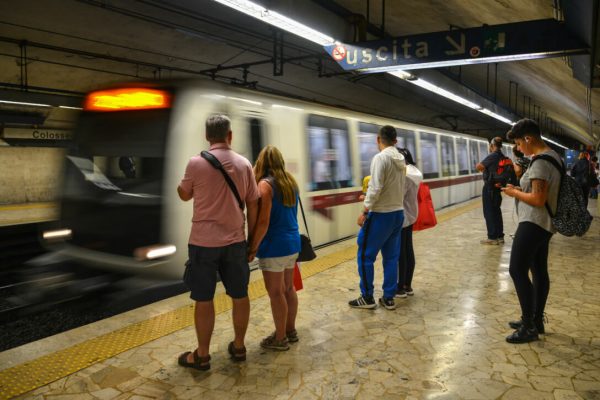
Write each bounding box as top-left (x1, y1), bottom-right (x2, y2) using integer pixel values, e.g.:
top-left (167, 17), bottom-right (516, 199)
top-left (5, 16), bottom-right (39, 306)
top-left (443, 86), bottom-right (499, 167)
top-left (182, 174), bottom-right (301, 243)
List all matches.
top-left (479, 108), bottom-right (514, 125)
top-left (0, 100), bottom-right (51, 107)
top-left (43, 229), bottom-right (72, 240)
top-left (228, 96), bottom-right (262, 106)
top-left (272, 104), bottom-right (304, 111)
top-left (388, 70), bottom-right (412, 79)
top-left (542, 135), bottom-right (568, 149)
top-left (59, 105), bottom-right (83, 110)
top-left (409, 77), bottom-right (482, 110)
top-left (360, 52), bottom-right (573, 74)
top-left (212, 0), bottom-right (336, 45)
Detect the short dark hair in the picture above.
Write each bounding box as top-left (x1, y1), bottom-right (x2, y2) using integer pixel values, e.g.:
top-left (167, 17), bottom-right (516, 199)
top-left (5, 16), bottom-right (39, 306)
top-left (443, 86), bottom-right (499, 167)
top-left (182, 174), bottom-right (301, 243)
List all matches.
top-left (507, 118), bottom-right (541, 141)
top-left (378, 125), bottom-right (397, 145)
top-left (397, 147), bottom-right (415, 165)
top-left (206, 114), bottom-right (231, 141)
top-left (490, 136), bottom-right (503, 149)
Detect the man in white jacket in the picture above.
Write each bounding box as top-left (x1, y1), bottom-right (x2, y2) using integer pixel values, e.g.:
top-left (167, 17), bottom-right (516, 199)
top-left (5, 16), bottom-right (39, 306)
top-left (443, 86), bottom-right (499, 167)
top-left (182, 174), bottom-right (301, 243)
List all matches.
top-left (349, 125), bottom-right (406, 310)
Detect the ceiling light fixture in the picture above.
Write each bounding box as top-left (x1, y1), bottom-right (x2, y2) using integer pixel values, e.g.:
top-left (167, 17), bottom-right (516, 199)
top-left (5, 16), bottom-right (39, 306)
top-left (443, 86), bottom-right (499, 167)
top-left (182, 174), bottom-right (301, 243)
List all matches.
top-left (541, 135), bottom-right (568, 149)
top-left (0, 99), bottom-right (52, 108)
top-left (212, 0), bottom-right (336, 45)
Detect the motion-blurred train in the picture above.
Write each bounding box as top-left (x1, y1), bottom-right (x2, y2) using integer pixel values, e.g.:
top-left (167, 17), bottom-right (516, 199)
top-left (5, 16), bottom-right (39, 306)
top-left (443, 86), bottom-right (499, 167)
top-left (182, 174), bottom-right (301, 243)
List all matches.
top-left (39, 80), bottom-right (514, 279)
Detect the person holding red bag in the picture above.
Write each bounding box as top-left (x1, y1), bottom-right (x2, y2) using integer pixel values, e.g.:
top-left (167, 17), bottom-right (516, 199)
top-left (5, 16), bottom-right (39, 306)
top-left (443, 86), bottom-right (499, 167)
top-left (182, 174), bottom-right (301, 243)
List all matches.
top-left (395, 148), bottom-right (423, 298)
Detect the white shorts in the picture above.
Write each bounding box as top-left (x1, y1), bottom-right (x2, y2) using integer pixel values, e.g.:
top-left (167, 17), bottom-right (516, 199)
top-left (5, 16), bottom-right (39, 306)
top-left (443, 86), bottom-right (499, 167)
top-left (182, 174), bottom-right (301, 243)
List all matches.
top-left (258, 253), bottom-right (298, 273)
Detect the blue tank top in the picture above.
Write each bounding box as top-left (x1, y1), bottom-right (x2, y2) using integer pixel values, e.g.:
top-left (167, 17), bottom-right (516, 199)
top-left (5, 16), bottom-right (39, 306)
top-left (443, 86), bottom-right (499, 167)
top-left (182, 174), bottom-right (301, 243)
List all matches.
top-left (256, 178), bottom-right (301, 258)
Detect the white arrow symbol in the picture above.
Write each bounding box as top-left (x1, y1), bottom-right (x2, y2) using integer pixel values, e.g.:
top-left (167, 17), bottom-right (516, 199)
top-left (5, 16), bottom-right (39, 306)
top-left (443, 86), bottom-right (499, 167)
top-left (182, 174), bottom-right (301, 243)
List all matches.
top-left (445, 33), bottom-right (465, 55)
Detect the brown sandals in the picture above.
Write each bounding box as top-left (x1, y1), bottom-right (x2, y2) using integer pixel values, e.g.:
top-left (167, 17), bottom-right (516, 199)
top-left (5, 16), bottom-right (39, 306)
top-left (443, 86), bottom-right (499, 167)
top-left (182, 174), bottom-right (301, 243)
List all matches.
top-left (228, 341), bottom-right (247, 361)
top-left (178, 351), bottom-right (211, 371)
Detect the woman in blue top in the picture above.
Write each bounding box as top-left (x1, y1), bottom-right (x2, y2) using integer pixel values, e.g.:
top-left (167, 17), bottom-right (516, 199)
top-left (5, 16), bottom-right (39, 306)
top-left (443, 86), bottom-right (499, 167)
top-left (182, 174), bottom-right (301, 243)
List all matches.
top-left (249, 145), bottom-right (301, 351)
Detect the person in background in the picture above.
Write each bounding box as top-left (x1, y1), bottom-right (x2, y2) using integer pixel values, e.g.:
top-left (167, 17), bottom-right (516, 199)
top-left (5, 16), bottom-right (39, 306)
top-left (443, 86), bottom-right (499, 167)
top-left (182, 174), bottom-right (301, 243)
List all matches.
top-left (501, 119), bottom-right (561, 343)
top-left (589, 156), bottom-right (599, 199)
top-left (395, 148), bottom-right (423, 298)
top-left (512, 145), bottom-right (530, 180)
top-left (177, 115), bottom-right (259, 370)
top-left (476, 137), bottom-right (506, 245)
top-left (349, 125), bottom-right (406, 311)
top-left (571, 153), bottom-right (592, 207)
top-left (248, 145), bottom-right (301, 351)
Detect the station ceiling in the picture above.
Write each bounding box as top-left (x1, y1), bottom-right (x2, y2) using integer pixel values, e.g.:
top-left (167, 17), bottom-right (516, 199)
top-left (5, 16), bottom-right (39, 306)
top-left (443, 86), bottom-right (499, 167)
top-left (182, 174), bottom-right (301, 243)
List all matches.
top-left (0, 0), bottom-right (599, 148)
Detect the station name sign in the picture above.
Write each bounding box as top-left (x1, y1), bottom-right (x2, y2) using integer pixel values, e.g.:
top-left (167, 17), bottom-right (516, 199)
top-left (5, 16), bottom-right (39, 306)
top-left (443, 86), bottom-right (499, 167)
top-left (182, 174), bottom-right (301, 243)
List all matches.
top-left (324, 19), bottom-right (587, 72)
top-left (2, 127), bottom-right (73, 140)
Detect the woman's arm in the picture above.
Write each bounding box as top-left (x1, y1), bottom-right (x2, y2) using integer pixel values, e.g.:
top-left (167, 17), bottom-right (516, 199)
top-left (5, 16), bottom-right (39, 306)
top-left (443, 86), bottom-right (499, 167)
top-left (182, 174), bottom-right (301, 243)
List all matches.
top-left (248, 180), bottom-right (273, 260)
top-left (502, 179), bottom-right (549, 207)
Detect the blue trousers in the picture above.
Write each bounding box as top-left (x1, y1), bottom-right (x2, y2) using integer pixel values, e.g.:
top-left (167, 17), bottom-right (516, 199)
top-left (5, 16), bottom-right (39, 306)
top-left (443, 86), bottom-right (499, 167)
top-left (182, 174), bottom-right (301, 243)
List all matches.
top-left (482, 186), bottom-right (503, 240)
top-left (357, 210), bottom-right (404, 299)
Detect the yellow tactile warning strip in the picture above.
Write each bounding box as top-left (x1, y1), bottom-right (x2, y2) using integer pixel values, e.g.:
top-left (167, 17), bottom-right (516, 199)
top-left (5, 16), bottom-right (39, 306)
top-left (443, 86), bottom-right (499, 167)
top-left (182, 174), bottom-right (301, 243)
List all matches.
top-left (0, 202), bottom-right (57, 211)
top-left (0, 199), bottom-right (480, 399)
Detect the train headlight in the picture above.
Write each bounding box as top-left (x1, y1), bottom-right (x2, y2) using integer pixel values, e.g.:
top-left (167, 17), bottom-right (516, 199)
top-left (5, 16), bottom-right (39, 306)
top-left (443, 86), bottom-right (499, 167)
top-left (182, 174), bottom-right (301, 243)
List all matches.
top-left (134, 244), bottom-right (176, 261)
top-left (42, 229), bottom-right (72, 241)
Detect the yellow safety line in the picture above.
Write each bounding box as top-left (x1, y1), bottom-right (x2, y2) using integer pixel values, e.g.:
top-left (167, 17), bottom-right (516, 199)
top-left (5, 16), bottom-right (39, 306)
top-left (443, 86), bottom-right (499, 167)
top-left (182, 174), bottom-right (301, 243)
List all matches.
top-left (0, 202), bottom-right (56, 211)
top-left (0, 200), bottom-right (479, 399)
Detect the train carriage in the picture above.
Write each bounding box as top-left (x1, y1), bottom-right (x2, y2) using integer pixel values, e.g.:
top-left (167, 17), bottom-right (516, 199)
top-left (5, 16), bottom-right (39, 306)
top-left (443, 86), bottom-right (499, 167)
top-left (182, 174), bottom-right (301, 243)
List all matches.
top-left (40, 80), bottom-right (493, 279)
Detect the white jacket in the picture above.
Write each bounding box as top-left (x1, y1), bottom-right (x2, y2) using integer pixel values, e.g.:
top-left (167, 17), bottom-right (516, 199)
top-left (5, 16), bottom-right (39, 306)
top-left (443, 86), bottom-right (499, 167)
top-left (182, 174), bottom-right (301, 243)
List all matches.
top-left (402, 164), bottom-right (423, 227)
top-left (364, 146), bottom-right (406, 213)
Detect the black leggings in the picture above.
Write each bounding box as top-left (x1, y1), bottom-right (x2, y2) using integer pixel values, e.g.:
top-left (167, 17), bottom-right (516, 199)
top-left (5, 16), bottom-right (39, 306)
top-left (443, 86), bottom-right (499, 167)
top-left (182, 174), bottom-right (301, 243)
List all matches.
top-left (398, 225), bottom-right (415, 289)
top-left (509, 222), bottom-right (553, 320)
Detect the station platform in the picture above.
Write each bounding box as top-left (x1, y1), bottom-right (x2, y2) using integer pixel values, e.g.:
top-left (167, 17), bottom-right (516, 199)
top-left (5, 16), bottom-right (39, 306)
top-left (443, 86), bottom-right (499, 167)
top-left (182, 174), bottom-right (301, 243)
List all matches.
top-left (1, 198), bottom-right (599, 400)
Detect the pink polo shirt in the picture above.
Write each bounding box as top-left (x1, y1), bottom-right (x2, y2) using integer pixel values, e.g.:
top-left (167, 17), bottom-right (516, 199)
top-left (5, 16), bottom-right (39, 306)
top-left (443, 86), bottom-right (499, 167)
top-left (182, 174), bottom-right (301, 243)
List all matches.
top-left (179, 143), bottom-right (259, 247)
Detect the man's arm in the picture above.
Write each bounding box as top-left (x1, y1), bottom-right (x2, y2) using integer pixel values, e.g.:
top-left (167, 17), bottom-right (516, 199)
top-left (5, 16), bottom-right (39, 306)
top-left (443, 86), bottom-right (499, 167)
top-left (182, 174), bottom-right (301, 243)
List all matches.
top-left (177, 185), bottom-right (192, 201)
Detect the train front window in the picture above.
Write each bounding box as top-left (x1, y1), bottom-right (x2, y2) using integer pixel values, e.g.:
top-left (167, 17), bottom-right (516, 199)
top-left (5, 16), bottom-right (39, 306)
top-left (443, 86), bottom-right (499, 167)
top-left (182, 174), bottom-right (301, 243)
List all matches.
top-left (307, 115), bottom-right (352, 191)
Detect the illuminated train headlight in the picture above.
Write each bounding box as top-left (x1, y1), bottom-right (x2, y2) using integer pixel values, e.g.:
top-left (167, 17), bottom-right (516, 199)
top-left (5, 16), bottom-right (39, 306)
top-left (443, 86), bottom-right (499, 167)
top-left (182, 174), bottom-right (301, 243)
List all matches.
top-left (42, 229), bottom-right (72, 241)
top-left (134, 244), bottom-right (176, 261)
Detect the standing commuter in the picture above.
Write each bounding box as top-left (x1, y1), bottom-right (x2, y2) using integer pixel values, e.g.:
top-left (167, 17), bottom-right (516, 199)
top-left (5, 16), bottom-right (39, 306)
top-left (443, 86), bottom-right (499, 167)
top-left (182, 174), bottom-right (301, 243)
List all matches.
top-left (349, 125), bottom-right (406, 310)
top-left (571, 153), bottom-right (592, 207)
top-left (476, 137), bottom-right (506, 245)
top-left (395, 148), bottom-right (423, 298)
top-left (248, 145), bottom-right (301, 351)
top-left (501, 119), bottom-right (561, 343)
top-left (176, 115), bottom-right (259, 370)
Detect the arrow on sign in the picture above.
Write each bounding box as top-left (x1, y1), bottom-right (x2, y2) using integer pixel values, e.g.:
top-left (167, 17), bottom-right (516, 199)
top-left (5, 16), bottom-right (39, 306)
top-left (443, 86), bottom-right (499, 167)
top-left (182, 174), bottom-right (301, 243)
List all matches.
top-left (445, 33), bottom-right (465, 55)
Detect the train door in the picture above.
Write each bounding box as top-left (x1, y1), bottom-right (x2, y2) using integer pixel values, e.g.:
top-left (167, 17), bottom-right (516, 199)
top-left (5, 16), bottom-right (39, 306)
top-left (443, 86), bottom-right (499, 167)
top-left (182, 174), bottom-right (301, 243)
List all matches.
top-left (230, 111), bottom-right (266, 165)
top-left (306, 114), bottom-right (355, 245)
top-left (440, 135), bottom-right (457, 205)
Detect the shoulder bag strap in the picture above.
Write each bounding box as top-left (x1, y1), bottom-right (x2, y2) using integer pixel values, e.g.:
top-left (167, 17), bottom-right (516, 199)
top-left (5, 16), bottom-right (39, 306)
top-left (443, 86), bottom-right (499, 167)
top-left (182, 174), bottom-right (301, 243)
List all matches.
top-left (529, 154), bottom-right (564, 217)
top-left (297, 195), bottom-right (311, 239)
top-left (201, 151), bottom-right (244, 210)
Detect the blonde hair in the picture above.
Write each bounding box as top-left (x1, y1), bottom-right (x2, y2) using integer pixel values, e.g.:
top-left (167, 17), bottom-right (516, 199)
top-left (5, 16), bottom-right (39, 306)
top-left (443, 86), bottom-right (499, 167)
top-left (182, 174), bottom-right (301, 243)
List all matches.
top-left (254, 146), bottom-right (298, 207)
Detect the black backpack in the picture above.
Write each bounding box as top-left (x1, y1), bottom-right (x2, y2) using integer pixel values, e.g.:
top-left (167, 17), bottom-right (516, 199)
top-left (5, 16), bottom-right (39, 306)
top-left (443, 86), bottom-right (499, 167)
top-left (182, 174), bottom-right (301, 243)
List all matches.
top-left (529, 154), bottom-right (592, 237)
top-left (488, 156), bottom-right (517, 188)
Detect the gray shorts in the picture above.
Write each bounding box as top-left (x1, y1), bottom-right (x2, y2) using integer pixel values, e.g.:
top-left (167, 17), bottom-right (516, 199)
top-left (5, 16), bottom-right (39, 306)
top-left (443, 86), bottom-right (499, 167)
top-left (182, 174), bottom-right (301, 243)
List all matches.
top-left (184, 242), bottom-right (250, 301)
top-left (258, 253), bottom-right (299, 273)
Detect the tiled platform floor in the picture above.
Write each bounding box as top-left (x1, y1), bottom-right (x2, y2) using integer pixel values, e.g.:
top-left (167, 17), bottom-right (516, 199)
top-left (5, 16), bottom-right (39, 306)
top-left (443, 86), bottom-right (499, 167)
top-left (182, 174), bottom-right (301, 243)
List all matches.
top-left (8, 199), bottom-right (600, 399)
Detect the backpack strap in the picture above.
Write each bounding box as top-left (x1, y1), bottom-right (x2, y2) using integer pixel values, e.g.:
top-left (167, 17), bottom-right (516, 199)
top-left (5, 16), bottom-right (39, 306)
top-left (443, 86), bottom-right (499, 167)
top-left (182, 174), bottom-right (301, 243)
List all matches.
top-left (201, 151), bottom-right (244, 210)
top-left (529, 153), bottom-right (564, 217)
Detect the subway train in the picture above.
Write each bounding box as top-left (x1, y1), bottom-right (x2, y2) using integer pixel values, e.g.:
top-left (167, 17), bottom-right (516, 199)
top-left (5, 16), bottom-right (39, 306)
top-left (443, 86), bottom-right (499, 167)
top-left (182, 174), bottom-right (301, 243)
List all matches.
top-left (38, 80), bottom-right (514, 279)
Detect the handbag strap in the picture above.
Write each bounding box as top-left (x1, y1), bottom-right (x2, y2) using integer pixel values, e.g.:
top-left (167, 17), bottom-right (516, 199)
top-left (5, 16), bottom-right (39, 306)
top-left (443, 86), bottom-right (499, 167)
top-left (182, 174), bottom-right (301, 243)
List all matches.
top-left (297, 195), bottom-right (311, 239)
top-left (201, 151), bottom-right (244, 210)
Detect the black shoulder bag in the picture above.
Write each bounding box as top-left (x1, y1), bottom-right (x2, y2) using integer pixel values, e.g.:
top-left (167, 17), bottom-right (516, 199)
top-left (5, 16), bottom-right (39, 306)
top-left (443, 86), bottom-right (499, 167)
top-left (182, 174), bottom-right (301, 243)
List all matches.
top-left (297, 196), bottom-right (317, 262)
top-left (201, 151), bottom-right (244, 210)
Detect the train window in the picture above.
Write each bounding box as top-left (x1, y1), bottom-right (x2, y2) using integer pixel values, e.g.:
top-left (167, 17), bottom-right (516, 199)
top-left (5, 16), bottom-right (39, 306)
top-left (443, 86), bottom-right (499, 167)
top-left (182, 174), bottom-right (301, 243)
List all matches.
top-left (440, 136), bottom-right (457, 177)
top-left (419, 132), bottom-right (439, 179)
top-left (248, 118), bottom-right (263, 164)
top-left (397, 128), bottom-right (416, 162)
top-left (479, 142), bottom-right (489, 162)
top-left (357, 122), bottom-right (380, 179)
top-left (456, 138), bottom-right (469, 175)
top-left (468, 141), bottom-right (479, 173)
top-left (308, 114), bottom-right (353, 191)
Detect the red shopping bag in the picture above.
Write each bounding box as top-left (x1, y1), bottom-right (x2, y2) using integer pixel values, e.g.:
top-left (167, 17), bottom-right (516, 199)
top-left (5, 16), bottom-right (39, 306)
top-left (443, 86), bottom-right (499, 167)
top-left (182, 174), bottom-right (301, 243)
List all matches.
top-left (293, 262), bottom-right (303, 291)
top-left (413, 183), bottom-right (437, 231)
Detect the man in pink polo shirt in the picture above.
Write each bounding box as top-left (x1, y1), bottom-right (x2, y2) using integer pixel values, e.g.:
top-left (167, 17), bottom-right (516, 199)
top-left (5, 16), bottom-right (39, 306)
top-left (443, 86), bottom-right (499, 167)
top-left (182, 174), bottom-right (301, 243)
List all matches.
top-left (177, 114), bottom-right (259, 371)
